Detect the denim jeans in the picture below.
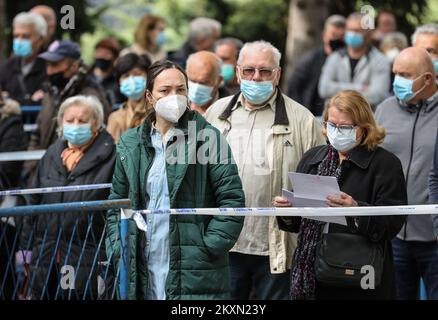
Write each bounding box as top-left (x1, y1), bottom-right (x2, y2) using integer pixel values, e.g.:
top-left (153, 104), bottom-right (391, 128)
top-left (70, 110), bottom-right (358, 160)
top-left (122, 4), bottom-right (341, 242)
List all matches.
top-left (229, 252), bottom-right (290, 300)
top-left (392, 237), bottom-right (438, 300)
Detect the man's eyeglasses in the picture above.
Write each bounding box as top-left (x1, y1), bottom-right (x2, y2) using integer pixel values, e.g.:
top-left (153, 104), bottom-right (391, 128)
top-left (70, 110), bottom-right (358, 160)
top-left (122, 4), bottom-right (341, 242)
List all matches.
top-left (324, 121), bottom-right (358, 135)
top-left (238, 66), bottom-right (277, 78)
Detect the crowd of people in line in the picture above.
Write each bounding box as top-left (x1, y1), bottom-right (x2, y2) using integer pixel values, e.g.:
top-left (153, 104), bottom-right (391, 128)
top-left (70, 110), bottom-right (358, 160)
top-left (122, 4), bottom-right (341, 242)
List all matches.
top-left (0, 5), bottom-right (438, 300)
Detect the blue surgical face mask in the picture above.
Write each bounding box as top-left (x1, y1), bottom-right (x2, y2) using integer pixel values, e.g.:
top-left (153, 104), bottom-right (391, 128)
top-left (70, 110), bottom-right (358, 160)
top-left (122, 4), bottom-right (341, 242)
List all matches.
top-left (433, 59), bottom-right (438, 74)
top-left (344, 31), bottom-right (364, 49)
top-left (13, 38), bottom-right (33, 58)
top-left (63, 123), bottom-right (92, 146)
top-left (393, 74), bottom-right (427, 102)
top-left (221, 64), bottom-right (235, 82)
top-left (188, 80), bottom-right (214, 106)
top-left (240, 79), bottom-right (274, 105)
top-left (120, 76), bottom-right (147, 100)
top-left (156, 31), bottom-right (166, 47)
top-left (326, 123), bottom-right (358, 152)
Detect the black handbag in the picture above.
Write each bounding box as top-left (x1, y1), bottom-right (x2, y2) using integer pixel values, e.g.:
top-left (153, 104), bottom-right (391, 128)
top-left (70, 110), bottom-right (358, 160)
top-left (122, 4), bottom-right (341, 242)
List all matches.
top-left (315, 232), bottom-right (385, 288)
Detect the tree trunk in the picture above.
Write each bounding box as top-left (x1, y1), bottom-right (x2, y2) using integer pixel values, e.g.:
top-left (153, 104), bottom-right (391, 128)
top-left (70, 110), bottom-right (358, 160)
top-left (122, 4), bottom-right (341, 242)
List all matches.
top-left (0, 0), bottom-right (6, 63)
top-left (282, 0), bottom-right (330, 90)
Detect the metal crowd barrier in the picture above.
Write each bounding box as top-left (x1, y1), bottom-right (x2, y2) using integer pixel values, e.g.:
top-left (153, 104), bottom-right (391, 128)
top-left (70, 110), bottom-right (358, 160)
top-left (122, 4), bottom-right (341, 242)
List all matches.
top-left (20, 106), bottom-right (42, 125)
top-left (0, 182), bottom-right (433, 300)
top-left (0, 150), bottom-right (46, 162)
top-left (0, 183), bottom-right (131, 300)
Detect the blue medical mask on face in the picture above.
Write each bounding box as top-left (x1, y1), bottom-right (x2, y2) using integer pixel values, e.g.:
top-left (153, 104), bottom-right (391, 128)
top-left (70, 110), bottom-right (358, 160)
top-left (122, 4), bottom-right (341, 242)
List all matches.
top-left (240, 79), bottom-right (274, 105)
top-left (393, 74), bottom-right (427, 102)
top-left (120, 76), bottom-right (147, 100)
top-left (221, 64), bottom-right (235, 82)
top-left (188, 80), bottom-right (214, 106)
top-left (344, 31), bottom-right (364, 49)
top-left (13, 38), bottom-right (33, 58)
top-left (156, 31), bottom-right (166, 47)
top-left (63, 123), bottom-right (92, 146)
top-left (326, 123), bottom-right (358, 152)
top-left (433, 59), bottom-right (438, 74)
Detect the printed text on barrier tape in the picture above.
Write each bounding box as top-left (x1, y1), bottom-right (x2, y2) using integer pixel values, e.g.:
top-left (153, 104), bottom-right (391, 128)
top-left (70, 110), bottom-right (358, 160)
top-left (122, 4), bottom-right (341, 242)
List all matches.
top-left (0, 183), bottom-right (113, 196)
top-left (122, 205), bottom-right (438, 232)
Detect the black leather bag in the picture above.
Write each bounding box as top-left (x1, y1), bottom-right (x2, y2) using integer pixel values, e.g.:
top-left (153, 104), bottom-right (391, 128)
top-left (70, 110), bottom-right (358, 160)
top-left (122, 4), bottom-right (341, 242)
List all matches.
top-left (315, 232), bottom-right (384, 288)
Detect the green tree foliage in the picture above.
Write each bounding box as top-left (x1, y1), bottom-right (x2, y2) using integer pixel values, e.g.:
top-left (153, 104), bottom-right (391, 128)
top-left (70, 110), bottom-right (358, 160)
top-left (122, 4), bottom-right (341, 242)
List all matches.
top-left (329, 0), bottom-right (428, 38)
top-left (6, 0), bottom-right (93, 42)
top-left (3, 0), bottom-right (431, 61)
top-left (223, 0), bottom-right (289, 56)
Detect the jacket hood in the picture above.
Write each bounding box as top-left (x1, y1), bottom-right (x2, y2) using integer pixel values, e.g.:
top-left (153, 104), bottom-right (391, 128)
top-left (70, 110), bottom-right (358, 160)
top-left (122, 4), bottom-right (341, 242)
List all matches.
top-left (397, 90), bottom-right (438, 114)
top-left (117, 109), bottom-right (208, 154)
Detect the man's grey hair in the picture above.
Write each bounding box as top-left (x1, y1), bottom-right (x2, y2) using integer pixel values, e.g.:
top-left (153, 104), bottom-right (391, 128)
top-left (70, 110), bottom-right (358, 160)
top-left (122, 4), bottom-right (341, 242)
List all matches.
top-left (186, 53), bottom-right (222, 80)
top-left (214, 37), bottom-right (244, 57)
top-left (13, 12), bottom-right (47, 38)
top-left (57, 95), bottom-right (104, 136)
top-left (324, 14), bottom-right (346, 32)
top-left (237, 40), bottom-right (281, 67)
top-left (411, 23), bottom-right (438, 45)
top-left (381, 32), bottom-right (408, 51)
top-left (189, 17), bottom-right (222, 43)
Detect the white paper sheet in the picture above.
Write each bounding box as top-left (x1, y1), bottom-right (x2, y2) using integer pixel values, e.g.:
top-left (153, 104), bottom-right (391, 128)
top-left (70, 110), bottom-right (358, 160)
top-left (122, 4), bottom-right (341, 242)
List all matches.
top-left (282, 189), bottom-right (327, 207)
top-left (282, 173), bottom-right (346, 226)
top-left (288, 172), bottom-right (341, 200)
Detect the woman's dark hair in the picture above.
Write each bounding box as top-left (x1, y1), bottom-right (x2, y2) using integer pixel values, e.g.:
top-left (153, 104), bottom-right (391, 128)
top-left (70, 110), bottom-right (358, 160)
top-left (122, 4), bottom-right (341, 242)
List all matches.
top-left (114, 53), bottom-right (152, 82)
top-left (146, 59), bottom-right (188, 92)
top-left (145, 60), bottom-right (189, 124)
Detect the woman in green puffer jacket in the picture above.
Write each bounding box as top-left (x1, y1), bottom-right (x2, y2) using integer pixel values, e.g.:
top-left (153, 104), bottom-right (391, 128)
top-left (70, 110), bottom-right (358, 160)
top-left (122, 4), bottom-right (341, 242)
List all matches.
top-left (106, 60), bottom-right (245, 300)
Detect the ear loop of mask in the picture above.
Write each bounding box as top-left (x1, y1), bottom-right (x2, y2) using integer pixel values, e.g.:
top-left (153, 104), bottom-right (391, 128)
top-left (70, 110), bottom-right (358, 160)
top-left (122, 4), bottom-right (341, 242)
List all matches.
top-left (410, 73), bottom-right (431, 101)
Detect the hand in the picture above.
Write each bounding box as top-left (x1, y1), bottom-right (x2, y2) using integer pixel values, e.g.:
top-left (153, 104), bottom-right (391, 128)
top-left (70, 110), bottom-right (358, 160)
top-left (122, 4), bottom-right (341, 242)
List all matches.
top-left (31, 89), bottom-right (44, 102)
top-left (272, 196), bottom-right (292, 207)
top-left (327, 192), bottom-right (358, 207)
top-left (1, 91), bottom-right (9, 100)
top-left (15, 250), bottom-right (32, 276)
top-left (362, 84), bottom-right (369, 92)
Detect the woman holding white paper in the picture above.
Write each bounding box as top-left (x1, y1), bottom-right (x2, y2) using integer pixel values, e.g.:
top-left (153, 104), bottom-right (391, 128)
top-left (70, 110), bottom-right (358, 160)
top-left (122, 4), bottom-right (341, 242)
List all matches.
top-left (274, 90), bottom-right (407, 300)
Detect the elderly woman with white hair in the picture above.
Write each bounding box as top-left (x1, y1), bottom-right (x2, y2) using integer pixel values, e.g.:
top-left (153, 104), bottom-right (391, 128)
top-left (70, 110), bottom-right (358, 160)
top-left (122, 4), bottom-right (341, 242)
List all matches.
top-left (19, 95), bottom-right (116, 300)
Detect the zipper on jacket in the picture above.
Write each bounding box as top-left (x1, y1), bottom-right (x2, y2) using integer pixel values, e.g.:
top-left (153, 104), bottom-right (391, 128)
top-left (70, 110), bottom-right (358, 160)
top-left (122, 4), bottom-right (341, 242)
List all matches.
top-left (403, 106), bottom-right (422, 240)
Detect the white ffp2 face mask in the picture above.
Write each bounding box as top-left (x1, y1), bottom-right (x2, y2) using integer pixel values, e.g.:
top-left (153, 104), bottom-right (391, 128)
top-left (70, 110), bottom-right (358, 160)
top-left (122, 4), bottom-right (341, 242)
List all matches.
top-left (154, 94), bottom-right (188, 123)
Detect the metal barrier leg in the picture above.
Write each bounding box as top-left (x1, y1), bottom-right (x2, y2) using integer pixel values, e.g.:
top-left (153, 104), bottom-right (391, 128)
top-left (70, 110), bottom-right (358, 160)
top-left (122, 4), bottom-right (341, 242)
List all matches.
top-left (420, 278), bottom-right (427, 300)
top-left (120, 209), bottom-right (130, 300)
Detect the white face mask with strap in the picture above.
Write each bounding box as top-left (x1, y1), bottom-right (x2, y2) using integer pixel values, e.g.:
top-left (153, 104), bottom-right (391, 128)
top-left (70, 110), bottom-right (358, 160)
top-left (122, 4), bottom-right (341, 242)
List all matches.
top-left (153, 95), bottom-right (188, 123)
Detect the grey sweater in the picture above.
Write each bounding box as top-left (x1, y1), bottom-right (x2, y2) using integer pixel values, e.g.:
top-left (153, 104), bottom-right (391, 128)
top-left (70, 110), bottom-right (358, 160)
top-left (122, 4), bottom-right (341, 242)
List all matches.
top-left (319, 46), bottom-right (390, 108)
top-left (375, 93), bottom-right (438, 242)
top-left (428, 128), bottom-right (438, 237)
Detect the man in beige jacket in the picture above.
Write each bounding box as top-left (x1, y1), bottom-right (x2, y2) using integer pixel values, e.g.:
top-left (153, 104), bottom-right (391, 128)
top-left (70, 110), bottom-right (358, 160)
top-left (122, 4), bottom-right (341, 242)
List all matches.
top-left (205, 40), bottom-right (326, 300)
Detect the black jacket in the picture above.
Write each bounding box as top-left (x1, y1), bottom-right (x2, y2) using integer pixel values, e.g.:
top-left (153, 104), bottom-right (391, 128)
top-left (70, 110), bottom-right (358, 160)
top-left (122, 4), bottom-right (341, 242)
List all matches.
top-left (0, 103), bottom-right (28, 189)
top-left (0, 56), bottom-right (47, 106)
top-left (278, 144), bottom-right (407, 299)
top-left (287, 47), bottom-right (327, 116)
top-left (90, 71), bottom-right (125, 105)
top-left (21, 129), bottom-right (116, 298)
top-left (0, 102), bottom-right (27, 299)
top-left (167, 42), bottom-right (196, 69)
